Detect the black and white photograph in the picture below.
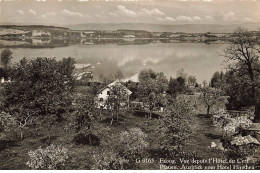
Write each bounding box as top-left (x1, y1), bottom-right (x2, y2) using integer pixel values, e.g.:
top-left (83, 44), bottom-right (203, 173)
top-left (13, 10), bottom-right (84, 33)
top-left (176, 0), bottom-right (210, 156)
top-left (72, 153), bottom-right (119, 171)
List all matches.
top-left (0, 0), bottom-right (260, 170)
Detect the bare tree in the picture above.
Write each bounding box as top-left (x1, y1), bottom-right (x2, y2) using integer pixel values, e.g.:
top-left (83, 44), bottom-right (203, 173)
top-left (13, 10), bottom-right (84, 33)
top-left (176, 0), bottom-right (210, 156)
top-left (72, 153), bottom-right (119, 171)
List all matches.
top-left (223, 27), bottom-right (260, 121)
top-left (199, 87), bottom-right (225, 115)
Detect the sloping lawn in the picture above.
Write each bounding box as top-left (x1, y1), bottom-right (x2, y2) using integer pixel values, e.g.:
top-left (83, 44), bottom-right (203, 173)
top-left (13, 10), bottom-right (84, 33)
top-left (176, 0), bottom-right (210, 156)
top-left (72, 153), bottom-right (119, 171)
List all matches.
top-left (0, 111), bottom-right (230, 170)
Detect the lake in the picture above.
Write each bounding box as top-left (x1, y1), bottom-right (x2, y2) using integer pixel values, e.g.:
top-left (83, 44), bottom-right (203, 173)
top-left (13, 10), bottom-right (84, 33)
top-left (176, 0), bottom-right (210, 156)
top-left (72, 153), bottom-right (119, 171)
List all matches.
top-left (1, 43), bottom-right (226, 83)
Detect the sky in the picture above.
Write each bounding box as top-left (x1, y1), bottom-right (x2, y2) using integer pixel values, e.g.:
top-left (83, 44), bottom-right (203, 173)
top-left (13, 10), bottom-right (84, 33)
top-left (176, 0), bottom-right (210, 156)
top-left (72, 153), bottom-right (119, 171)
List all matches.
top-left (0, 0), bottom-right (259, 26)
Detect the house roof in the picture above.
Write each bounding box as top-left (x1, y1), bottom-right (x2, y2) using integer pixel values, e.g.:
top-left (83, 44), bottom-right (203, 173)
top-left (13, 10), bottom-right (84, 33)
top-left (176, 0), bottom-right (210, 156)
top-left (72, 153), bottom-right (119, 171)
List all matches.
top-left (248, 123), bottom-right (260, 131)
top-left (96, 80), bottom-right (132, 95)
top-left (231, 135), bottom-right (260, 146)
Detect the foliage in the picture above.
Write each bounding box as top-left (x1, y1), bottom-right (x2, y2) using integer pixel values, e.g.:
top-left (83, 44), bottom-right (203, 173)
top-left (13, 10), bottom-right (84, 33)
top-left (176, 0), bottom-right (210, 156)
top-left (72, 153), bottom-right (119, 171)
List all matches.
top-left (26, 144), bottom-right (69, 170)
top-left (210, 71), bottom-right (225, 90)
top-left (211, 70), bottom-right (257, 110)
top-left (225, 144), bottom-right (258, 160)
top-left (125, 81), bottom-right (138, 101)
top-left (187, 75), bottom-right (197, 87)
top-left (0, 49), bottom-right (12, 69)
top-left (158, 100), bottom-right (194, 155)
top-left (167, 76), bottom-right (188, 96)
top-left (92, 150), bottom-right (128, 170)
top-left (73, 94), bottom-right (95, 133)
top-left (70, 93), bottom-right (101, 145)
top-left (0, 111), bottom-right (17, 140)
top-left (105, 81), bottom-right (130, 125)
top-left (176, 67), bottom-right (188, 83)
top-left (118, 128), bottom-right (148, 156)
top-left (3, 57), bottom-right (76, 118)
top-left (138, 69), bottom-right (168, 118)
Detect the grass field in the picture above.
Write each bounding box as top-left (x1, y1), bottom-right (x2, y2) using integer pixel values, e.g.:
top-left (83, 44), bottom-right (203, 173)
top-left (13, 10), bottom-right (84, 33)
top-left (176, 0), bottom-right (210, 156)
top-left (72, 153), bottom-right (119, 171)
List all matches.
top-left (0, 108), bottom-right (232, 170)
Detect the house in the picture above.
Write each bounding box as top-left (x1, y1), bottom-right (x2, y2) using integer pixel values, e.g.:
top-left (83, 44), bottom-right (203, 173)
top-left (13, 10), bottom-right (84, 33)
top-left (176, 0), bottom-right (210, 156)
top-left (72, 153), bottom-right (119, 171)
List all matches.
top-left (95, 80), bottom-right (132, 109)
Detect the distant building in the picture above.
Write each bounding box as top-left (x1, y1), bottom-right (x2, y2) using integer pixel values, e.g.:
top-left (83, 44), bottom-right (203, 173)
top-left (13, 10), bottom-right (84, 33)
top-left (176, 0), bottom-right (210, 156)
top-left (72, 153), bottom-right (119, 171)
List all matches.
top-left (95, 80), bottom-right (132, 109)
top-left (123, 35), bottom-right (136, 38)
top-left (75, 71), bottom-right (93, 80)
top-left (32, 30), bottom-right (51, 37)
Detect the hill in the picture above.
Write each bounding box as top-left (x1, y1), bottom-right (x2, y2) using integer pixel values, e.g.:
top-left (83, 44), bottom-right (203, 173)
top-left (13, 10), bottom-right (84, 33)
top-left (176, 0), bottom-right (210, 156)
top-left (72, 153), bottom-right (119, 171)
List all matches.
top-left (67, 23), bottom-right (260, 33)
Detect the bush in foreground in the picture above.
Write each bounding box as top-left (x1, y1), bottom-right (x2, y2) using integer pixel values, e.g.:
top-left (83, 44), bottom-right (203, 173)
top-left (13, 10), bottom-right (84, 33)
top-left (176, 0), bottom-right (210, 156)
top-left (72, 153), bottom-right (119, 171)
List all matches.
top-left (0, 111), bottom-right (17, 141)
top-left (118, 127), bottom-right (148, 156)
top-left (92, 150), bottom-right (128, 170)
top-left (26, 144), bottom-right (68, 170)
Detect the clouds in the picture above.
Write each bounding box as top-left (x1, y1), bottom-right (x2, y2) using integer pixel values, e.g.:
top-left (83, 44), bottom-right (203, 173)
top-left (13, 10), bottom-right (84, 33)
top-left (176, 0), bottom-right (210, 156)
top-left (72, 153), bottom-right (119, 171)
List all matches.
top-left (222, 12), bottom-right (236, 21)
top-left (165, 17), bottom-right (176, 22)
top-left (205, 16), bottom-right (213, 20)
top-left (140, 8), bottom-right (164, 16)
top-left (192, 16), bottom-right (202, 21)
top-left (61, 9), bottom-right (84, 18)
top-left (156, 15), bottom-right (204, 23)
top-left (40, 12), bottom-right (56, 18)
top-left (117, 5), bottom-right (137, 17)
top-left (28, 9), bottom-right (37, 16)
top-left (110, 5), bottom-right (165, 18)
top-left (176, 15), bottom-right (192, 22)
top-left (2, 0), bottom-right (259, 25)
top-left (17, 10), bottom-right (24, 15)
top-left (108, 5), bottom-right (206, 24)
top-left (242, 17), bottom-right (254, 22)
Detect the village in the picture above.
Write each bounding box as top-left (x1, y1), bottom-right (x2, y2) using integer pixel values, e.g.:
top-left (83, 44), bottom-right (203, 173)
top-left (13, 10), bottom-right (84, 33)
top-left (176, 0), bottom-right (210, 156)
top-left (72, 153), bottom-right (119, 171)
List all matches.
top-left (1, 25), bottom-right (259, 48)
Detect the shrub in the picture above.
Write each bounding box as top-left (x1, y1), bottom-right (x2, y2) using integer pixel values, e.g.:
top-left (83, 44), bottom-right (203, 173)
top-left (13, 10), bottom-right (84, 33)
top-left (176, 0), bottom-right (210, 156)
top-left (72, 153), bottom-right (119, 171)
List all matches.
top-left (26, 144), bottom-right (69, 170)
top-left (73, 133), bottom-right (100, 146)
top-left (0, 112), bottom-right (17, 140)
top-left (118, 128), bottom-right (148, 155)
top-left (92, 150), bottom-right (128, 170)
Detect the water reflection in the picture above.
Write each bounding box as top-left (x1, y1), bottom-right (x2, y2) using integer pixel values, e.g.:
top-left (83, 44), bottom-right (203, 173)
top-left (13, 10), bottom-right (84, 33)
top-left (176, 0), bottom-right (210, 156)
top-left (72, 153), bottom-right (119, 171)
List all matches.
top-left (2, 43), bottom-right (225, 83)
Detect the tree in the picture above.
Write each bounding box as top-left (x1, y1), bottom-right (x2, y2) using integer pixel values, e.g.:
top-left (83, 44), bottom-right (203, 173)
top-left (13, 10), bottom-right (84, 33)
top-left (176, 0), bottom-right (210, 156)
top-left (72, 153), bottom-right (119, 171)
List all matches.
top-left (158, 100), bottom-right (194, 154)
top-left (125, 81), bottom-right (138, 101)
top-left (199, 87), bottom-right (225, 115)
top-left (3, 57), bottom-right (76, 118)
top-left (138, 69), bottom-right (167, 119)
top-left (0, 49), bottom-right (12, 70)
top-left (73, 93), bottom-right (95, 133)
top-left (176, 68), bottom-right (188, 83)
top-left (223, 27), bottom-right (260, 122)
top-left (167, 76), bottom-right (187, 97)
top-left (202, 80), bottom-right (208, 87)
top-left (210, 71), bottom-right (225, 89)
top-left (106, 81), bottom-right (130, 125)
top-left (156, 72), bottom-right (169, 93)
top-left (224, 70), bottom-right (255, 110)
top-left (187, 75), bottom-right (197, 87)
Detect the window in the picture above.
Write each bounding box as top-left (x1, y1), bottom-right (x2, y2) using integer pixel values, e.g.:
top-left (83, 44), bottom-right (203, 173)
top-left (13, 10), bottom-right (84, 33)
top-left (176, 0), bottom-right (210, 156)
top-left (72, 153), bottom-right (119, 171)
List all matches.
top-left (107, 91), bottom-right (110, 95)
top-left (100, 98), bottom-right (103, 102)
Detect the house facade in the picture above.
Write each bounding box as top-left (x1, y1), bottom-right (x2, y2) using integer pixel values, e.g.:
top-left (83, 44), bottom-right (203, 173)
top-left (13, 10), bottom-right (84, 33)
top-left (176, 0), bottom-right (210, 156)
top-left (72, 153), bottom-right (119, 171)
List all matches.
top-left (95, 80), bottom-right (132, 109)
